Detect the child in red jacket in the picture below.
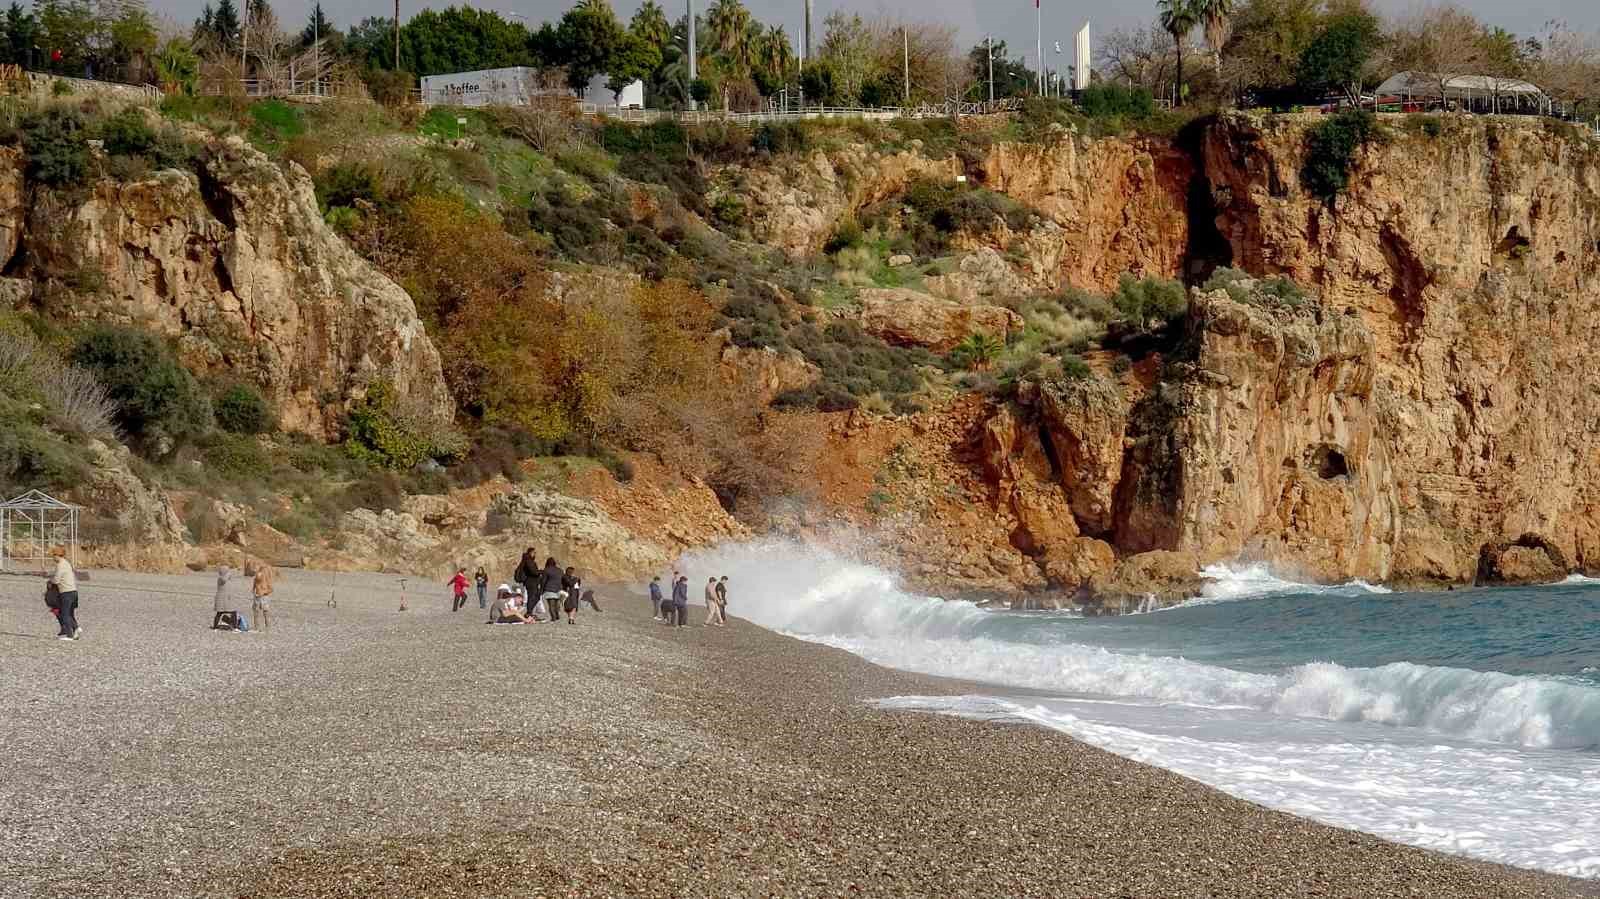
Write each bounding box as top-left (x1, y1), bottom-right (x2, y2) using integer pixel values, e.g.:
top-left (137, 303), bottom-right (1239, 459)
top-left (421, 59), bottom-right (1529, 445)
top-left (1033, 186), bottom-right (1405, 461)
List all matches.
top-left (448, 568), bottom-right (470, 612)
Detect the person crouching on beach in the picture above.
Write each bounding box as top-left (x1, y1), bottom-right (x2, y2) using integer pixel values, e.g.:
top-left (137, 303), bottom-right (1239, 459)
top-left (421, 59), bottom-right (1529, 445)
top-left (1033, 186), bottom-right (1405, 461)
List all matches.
top-left (48, 547), bottom-right (80, 641)
top-left (448, 568), bottom-right (470, 612)
top-left (649, 575), bottom-right (664, 620)
top-left (251, 561), bottom-right (275, 632)
top-left (671, 575), bottom-right (689, 627)
top-left (539, 557), bottom-right (565, 622)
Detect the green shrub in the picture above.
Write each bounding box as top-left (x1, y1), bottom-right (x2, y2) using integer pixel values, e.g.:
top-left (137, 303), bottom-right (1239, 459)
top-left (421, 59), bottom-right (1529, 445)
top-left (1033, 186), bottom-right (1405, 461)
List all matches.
top-left (247, 100), bottom-right (305, 153)
top-left (71, 324), bottom-right (212, 453)
top-left (1203, 267), bottom-right (1309, 308)
top-left (20, 109), bottom-right (89, 188)
top-left (1059, 354), bottom-right (1092, 380)
top-left (1079, 84), bottom-right (1155, 119)
top-left (1303, 109), bottom-right (1382, 202)
top-left (100, 108), bottom-right (158, 158)
top-left (1111, 275), bottom-right (1188, 330)
top-left (752, 121), bottom-right (808, 155)
top-left (901, 178), bottom-right (1037, 250)
top-left (316, 163), bottom-right (384, 211)
top-left (342, 379), bottom-right (465, 470)
top-left (213, 382), bottom-right (276, 435)
top-left (824, 216), bottom-right (865, 254)
top-left (199, 432), bottom-right (272, 480)
top-left (950, 332), bottom-right (1004, 371)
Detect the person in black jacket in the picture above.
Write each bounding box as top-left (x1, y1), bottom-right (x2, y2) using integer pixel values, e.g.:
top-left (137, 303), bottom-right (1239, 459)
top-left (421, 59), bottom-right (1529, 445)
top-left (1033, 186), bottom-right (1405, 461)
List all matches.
top-left (513, 548), bottom-right (539, 594)
top-left (671, 575), bottom-right (690, 627)
top-left (560, 566), bottom-right (580, 624)
top-left (538, 557), bottom-right (565, 623)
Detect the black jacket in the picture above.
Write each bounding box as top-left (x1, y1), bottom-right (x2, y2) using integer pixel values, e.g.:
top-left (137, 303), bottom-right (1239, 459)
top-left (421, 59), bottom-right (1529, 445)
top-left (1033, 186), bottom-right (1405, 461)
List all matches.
top-left (513, 554), bottom-right (538, 586)
top-left (538, 563), bottom-right (564, 595)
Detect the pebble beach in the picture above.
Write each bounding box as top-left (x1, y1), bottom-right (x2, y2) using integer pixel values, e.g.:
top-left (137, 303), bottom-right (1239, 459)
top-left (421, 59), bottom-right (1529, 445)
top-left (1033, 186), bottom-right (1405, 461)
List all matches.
top-left (2, 567), bottom-right (1596, 899)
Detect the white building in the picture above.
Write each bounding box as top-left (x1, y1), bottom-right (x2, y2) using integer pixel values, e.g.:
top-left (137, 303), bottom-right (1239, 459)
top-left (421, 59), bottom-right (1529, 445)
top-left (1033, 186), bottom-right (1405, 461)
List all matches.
top-left (420, 66), bottom-right (542, 107)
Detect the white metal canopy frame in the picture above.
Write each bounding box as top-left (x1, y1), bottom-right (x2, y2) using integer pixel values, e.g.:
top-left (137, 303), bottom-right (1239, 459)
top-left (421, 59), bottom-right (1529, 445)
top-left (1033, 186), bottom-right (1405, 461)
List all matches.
top-left (0, 490), bottom-right (78, 573)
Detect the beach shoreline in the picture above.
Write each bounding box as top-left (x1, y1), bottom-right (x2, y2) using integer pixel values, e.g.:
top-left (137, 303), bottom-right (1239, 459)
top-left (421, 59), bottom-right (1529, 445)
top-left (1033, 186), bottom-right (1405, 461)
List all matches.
top-left (1, 567), bottom-right (1595, 898)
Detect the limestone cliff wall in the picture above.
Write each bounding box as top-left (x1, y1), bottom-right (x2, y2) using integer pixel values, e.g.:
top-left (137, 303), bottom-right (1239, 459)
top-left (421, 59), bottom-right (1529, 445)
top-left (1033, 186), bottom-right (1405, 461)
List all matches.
top-left (1203, 114), bottom-right (1600, 582)
top-left (0, 137), bottom-right (452, 439)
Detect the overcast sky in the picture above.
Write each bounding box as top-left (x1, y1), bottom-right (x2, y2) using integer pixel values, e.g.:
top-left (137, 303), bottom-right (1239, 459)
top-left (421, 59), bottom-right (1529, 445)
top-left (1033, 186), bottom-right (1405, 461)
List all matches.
top-left (152, 0), bottom-right (1600, 62)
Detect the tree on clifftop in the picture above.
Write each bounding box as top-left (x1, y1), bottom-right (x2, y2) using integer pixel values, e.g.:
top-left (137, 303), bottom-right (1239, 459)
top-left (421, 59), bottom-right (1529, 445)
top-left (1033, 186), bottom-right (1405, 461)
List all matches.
top-left (1294, 5), bottom-right (1382, 105)
top-left (1157, 0), bottom-right (1199, 104)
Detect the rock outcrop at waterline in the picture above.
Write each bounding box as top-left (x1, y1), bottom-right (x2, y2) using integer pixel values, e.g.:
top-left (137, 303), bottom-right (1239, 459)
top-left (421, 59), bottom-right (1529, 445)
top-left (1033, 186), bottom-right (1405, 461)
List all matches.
top-left (0, 138), bottom-right (451, 439)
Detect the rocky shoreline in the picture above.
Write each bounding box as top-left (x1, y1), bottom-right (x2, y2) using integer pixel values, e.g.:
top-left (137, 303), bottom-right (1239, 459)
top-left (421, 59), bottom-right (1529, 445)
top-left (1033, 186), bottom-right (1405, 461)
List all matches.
top-left (2, 568), bottom-right (1594, 898)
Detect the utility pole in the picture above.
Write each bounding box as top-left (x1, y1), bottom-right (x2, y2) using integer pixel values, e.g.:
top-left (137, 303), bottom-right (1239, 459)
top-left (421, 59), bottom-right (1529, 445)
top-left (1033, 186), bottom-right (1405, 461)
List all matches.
top-left (687, 0), bottom-right (697, 109)
top-left (987, 35), bottom-right (994, 103)
top-left (902, 25), bottom-right (909, 104)
top-left (393, 0), bottom-right (400, 70)
top-left (313, 2), bottom-right (319, 96)
top-left (1036, 0), bottom-right (1043, 96)
top-left (240, 0), bottom-right (248, 83)
top-left (804, 0), bottom-right (813, 62)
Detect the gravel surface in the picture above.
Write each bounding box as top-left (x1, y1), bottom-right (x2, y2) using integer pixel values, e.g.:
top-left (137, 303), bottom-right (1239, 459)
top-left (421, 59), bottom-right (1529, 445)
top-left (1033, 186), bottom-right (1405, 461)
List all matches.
top-left (2, 567), bottom-right (1596, 899)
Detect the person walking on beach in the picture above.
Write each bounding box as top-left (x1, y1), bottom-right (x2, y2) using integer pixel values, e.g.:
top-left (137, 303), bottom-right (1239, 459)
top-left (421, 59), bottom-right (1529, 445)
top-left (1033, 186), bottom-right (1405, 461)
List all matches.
top-left (474, 566), bottom-right (489, 610)
top-left (48, 547), bottom-right (80, 641)
top-left (449, 567), bottom-right (470, 612)
top-left (538, 557), bottom-right (565, 623)
top-left (513, 548), bottom-right (539, 595)
top-left (213, 564), bottom-right (242, 631)
top-left (251, 561), bottom-right (276, 633)
top-left (716, 576), bottom-right (729, 625)
top-left (649, 575), bottom-right (664, 620)
top-left (561, 566), bottom-right (581, 624)
top-left (703, 577), bottom-right (724, 626)
top-left (671, 575), bottom-right (689, 627)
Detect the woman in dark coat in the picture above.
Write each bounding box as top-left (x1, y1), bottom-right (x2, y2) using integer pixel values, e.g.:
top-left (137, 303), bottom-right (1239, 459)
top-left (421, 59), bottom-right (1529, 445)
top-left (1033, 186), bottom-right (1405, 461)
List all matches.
top-left (538, 557), bottom-right (565, 623)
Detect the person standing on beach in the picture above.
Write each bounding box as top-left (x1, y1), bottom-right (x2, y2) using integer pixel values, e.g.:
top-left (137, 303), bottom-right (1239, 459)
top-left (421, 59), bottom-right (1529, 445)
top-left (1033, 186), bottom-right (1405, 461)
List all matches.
top-left (513, 548), bottom-right (539, 595)
top-left (538, 557), bottom-right (565, 623)
top-left (703, 577), bottom-right (724, 626)
top-left (448, 568), bottom-right (470, 612)
top-left (649, 575), bottom-right (664, 620)
top-left (671, 575), bottom-right (689, 627)
top-left (48, 547), bottom-right (80, 641)
top-left (716, 576), bottom-right (729, 625)
top-left (213, 564), bottom-right (241, 631)
top-left (474, 566), bottom-right (489, 610)
top-left (251, 561), bottom-right (275, 632)
top-left (561, 566), bottom-right (580, 624)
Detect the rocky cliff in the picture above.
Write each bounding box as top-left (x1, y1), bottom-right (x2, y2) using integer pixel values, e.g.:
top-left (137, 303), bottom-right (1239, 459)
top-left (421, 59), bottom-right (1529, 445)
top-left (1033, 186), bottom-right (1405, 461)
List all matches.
top-left (0, 137), bottom-right (451, 439)
top-left (1201, 114), bottom-right (1600, 584)
top-left (799, 115), bottom-right (1600, 596)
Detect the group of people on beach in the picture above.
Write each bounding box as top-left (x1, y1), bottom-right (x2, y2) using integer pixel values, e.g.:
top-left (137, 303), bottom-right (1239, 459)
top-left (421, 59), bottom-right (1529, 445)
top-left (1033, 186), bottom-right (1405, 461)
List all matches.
top-left (210, 560), bottom-right (276, 632)
top-left (468, 548), bottom-right (601, 625)
top-left (649, 572), bottom-right (730, 627)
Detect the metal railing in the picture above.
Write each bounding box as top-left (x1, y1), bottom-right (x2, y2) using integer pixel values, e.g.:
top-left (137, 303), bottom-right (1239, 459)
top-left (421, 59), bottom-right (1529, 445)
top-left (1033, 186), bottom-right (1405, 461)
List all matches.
top-left (204, 79), bottom-right (362, 101)
top-left (581, 97), bottom-right (1024, 126)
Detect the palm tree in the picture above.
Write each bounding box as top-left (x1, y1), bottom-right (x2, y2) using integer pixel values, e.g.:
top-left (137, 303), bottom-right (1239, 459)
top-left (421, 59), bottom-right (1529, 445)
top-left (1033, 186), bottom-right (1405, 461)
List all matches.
top-left (1157, 0), bottom-right (1199, 105)
top-left (756, 25), bottom-right (794, 83)
top-left (706, 0), bottom-right (752, 69)
top-left (629, 0), bottom-right (671, 56)
top-left (1193, 0), bottom-right (1234, 70)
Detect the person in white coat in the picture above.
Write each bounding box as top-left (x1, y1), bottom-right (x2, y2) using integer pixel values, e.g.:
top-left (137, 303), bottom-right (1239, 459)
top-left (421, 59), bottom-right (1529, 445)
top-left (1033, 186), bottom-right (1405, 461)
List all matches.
top-left (48, 547), bottom-right (80, 641)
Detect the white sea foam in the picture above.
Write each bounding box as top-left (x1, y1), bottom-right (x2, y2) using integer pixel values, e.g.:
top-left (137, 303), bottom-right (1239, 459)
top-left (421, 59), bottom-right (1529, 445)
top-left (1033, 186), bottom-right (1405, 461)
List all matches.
top-left (879, 694), bottom-right (1600, 878)
top-left (684, 540), bottom-right (1600, 750)
top-left (679, 540), bottom-right (1600, 876)
top-left (1196, 562), bottom-right (1392, 603)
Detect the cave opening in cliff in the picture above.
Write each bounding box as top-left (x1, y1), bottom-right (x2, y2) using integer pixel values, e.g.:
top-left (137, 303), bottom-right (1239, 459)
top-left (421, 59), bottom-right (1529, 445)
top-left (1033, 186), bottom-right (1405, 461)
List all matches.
top-left (1311, 445), bottom-right (1349, 480)
top-left (1178, 119), bottom-right (1234, 286)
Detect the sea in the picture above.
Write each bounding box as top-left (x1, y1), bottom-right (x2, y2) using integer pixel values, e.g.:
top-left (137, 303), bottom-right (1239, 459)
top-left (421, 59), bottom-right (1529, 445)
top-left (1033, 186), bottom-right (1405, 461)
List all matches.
top-left (683, 540), bottom-right (1600, 878)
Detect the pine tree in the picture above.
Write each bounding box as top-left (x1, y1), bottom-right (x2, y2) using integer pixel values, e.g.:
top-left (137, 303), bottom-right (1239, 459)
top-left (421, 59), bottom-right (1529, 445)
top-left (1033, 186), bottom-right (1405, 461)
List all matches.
top-left (211, 0), bottom-right (239, 48)
top-left (300, 2), bottom-right (332, 48)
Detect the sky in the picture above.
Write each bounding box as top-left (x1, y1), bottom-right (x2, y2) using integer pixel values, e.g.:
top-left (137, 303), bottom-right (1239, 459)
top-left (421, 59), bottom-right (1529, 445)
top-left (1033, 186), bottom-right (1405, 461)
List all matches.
top-left (150, 0), bottom-right (1600, 66)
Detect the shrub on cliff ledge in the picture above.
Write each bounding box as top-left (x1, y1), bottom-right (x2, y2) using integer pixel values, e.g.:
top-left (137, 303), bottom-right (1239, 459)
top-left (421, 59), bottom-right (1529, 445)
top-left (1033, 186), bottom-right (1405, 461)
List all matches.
top-left (71, 325), bottom-right (212, 455)
top-left (1302, 110), bottom-right (1382, 202)
top-left (20, 109), bottom-right (89, 188)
